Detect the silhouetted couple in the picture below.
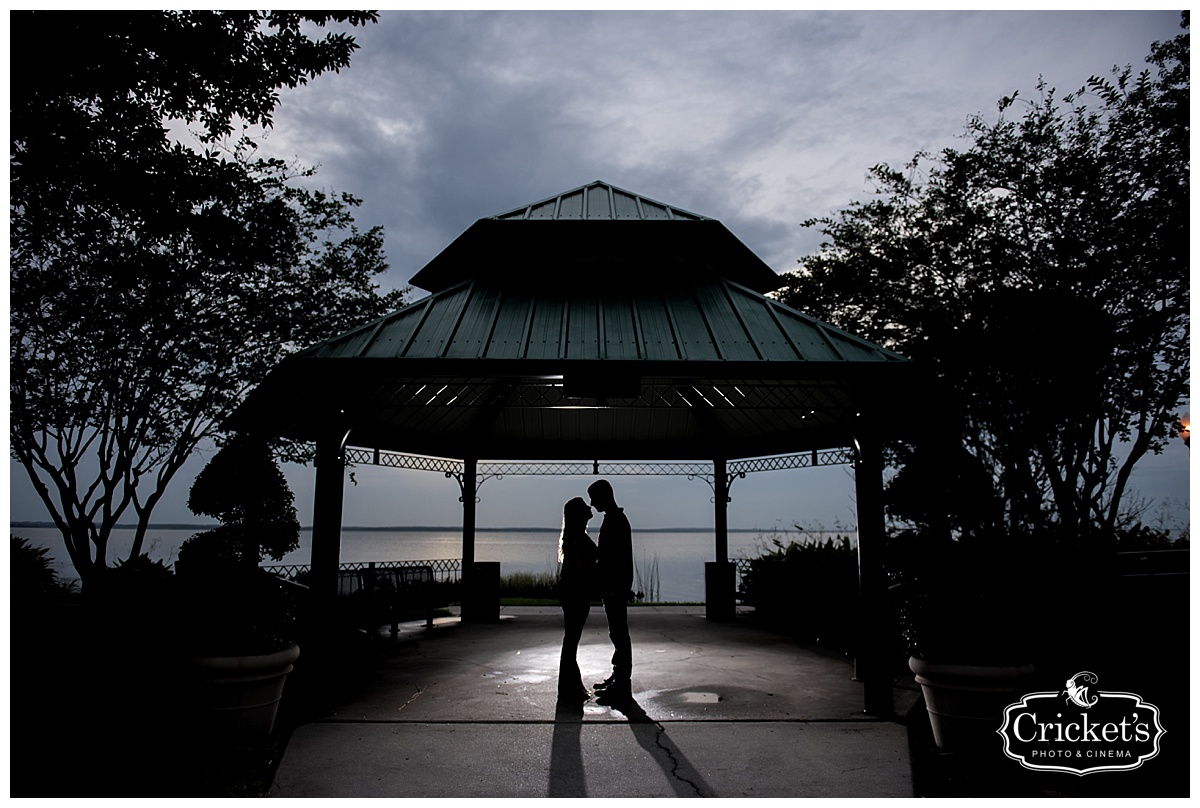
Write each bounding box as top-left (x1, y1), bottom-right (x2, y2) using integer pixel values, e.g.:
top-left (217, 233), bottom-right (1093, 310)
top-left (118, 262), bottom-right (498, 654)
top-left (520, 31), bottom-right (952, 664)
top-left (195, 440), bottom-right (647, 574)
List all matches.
top-left (557, 479), bottom-right (633, 706)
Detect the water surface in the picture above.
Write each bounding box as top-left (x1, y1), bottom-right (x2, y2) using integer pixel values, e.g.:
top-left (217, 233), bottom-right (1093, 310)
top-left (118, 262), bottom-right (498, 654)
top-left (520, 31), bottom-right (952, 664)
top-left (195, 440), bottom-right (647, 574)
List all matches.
top-left (13, 524), bottom-right (855, 603)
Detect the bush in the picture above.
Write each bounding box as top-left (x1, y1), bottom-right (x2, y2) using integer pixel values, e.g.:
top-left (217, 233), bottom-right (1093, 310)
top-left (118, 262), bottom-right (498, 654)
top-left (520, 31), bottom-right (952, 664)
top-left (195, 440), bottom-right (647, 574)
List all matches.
top-left (887, 530), bottom-right (1079, 668)
top-left (181, 435), bottom-right (300, 570)
top-left (177, 436), bottom-right (303, 655)
top-left (888, 524), bottom-right (1192, 672)
top-left (1114, 523), bottom-right (1189, 551)
top-left (890, 534), bottom-right (1028, 665)
top-left (739, 534), bottom-right (860, 652)
top-left (92, 552), bottom-right (177, 612)
top-left (10, 536), bottom-right (76, 602)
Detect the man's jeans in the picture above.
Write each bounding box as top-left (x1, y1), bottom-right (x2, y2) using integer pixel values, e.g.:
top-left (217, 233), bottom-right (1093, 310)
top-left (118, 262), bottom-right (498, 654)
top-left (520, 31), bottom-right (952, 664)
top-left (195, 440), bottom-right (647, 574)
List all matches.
top-left (602, 593), bottom-right (632, 683)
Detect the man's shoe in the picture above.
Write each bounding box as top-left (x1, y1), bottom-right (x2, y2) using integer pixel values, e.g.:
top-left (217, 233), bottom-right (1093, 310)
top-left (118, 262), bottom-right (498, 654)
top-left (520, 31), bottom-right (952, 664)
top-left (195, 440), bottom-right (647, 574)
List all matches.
top-left (595, 683), bottom-right (632, 705)
top-left (593, 675), bottom-right (617, 692)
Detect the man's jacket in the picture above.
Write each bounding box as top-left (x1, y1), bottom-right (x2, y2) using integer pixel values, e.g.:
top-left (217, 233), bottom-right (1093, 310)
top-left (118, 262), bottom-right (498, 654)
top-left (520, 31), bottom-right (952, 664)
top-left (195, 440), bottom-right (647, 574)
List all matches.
top-left (597, 508), bottom-right (633, 595)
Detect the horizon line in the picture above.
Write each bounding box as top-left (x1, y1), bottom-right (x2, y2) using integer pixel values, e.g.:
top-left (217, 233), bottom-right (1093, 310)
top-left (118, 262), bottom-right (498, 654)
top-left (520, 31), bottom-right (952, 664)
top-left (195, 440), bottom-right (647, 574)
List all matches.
top-left (9, 521), bottom-right (840, 534)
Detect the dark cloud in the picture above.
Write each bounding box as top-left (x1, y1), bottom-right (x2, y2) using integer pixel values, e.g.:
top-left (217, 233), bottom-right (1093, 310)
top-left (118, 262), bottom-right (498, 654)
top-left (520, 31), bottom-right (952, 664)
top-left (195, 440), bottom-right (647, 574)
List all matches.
top-left (258, 9), bottom-right (1191, 529)
top-left (10, 10), bottom-right (1186, 531)
top-left (265, 10), bottom-right (1180, 291)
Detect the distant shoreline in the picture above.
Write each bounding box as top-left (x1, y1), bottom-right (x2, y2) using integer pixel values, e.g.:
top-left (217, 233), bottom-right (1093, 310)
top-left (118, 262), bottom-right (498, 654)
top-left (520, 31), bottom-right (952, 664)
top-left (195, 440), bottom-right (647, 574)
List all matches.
top-left (10, 521), bottom-right (797, 534)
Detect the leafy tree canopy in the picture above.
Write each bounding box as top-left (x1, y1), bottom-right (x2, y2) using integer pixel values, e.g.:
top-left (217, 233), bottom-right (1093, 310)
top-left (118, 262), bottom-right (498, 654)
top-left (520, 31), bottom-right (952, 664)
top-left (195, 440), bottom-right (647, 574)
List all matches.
top-left (180, 435), bottom-right (301, 577)
top-left (778, 16), bottom-right (1189, 546)
top-left (10, 12), bottom-right (405, 588)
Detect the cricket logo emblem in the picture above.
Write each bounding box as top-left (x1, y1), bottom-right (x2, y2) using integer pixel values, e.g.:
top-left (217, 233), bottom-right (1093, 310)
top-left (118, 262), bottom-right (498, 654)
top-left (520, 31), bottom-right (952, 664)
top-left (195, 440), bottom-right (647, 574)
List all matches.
top-left (1063, 671), bottom-right (1099, 710)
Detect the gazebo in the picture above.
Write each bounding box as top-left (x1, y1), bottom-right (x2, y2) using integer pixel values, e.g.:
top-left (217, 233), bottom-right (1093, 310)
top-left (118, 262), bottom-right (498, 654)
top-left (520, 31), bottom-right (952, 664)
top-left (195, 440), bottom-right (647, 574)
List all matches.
top-left (230, 181), bottom-right (912, 713)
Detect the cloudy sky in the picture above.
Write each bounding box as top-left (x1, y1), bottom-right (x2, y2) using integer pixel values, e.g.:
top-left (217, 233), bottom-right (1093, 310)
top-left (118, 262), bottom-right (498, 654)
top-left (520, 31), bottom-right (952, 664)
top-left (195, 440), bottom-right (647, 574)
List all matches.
top-left (9, 9), bottom-right (1190, 534)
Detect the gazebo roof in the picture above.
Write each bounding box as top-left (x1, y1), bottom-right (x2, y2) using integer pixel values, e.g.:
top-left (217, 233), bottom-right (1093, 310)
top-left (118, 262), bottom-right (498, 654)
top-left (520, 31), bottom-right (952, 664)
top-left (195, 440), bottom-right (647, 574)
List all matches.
top-left (490, 179), bottom-right (711, 222)
top-left (409, 181), bottom-right (783, 295)
top-left (230, 181), bottom-right (910, 460)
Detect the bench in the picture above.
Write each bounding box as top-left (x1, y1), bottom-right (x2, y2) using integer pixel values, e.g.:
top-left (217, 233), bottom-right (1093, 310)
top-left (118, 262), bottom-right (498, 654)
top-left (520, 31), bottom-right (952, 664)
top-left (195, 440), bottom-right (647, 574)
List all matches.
top-left (338, 564), bottom-right (439, 635)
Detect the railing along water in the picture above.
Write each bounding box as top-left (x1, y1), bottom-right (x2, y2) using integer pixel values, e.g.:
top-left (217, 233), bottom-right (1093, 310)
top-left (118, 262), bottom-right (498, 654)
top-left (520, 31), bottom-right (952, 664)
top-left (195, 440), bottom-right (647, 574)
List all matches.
top-left (262, 558), bottom-right (463, 583)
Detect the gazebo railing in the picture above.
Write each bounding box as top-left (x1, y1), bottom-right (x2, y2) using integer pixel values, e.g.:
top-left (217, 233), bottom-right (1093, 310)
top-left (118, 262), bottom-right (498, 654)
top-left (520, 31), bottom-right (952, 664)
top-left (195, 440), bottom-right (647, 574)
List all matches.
top-left (263, 558), bottom-right (463, 584)
top-left (341, 447), bottom-right (856, 478)
top-left (734, 558), bottom-right (753, 602)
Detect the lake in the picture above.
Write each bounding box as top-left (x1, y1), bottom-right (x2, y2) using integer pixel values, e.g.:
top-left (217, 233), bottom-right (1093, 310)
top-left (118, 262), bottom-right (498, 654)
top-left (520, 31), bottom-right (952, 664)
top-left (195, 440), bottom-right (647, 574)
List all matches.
top-left (12, 524), bottom-right (856, 603)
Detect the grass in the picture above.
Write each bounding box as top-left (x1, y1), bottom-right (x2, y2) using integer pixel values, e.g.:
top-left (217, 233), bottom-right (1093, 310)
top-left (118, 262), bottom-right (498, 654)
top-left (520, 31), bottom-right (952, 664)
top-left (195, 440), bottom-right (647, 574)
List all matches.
top-left (633, 551), bottom-right (660, 602)
top-left (499, 569), bottom-right (559, 600)
top-left (498, 552), bottom-right (664, 604)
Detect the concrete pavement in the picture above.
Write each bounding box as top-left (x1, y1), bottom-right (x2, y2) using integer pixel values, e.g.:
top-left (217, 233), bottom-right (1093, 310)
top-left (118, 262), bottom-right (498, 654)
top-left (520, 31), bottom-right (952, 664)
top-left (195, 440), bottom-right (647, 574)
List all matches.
top-left (272, 605), bottom-right (919, 798)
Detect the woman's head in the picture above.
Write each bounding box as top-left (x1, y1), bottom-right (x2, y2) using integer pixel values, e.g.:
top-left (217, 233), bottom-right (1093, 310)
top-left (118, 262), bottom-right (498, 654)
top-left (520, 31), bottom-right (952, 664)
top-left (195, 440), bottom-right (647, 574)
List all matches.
top-left (563, 496), bottom-right (592, 526)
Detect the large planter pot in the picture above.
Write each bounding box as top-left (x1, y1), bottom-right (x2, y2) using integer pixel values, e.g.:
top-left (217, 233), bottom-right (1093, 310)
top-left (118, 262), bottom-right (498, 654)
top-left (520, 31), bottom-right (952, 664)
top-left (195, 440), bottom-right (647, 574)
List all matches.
top-left (909, 656), bottom-right (1034, 752)
top-left (191, 643), bottom-right (300, 739)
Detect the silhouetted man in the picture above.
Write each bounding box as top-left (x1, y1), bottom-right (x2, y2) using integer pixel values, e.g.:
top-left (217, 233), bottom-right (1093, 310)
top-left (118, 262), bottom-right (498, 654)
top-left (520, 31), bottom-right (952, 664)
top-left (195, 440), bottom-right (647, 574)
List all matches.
top-left (587, 479), bottom-right (633, 704)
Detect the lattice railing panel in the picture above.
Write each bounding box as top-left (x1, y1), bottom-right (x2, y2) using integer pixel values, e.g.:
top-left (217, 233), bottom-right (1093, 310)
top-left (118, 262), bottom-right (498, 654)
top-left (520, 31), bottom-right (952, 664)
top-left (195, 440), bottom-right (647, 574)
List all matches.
top-left (263, 558), bottom-right (462, 583)
top-left (337, 448), bottom-right (855, 478)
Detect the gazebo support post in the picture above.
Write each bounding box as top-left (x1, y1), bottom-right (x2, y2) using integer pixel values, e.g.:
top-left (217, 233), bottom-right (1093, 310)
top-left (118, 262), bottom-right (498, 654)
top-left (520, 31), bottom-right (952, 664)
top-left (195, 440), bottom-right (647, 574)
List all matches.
top-left (714, 459), bottom-right (730, 563)
top-left (461, 457), bottom-right (477, 572)
top-left (854, 429), bottom-right (892, 716)
top-left (460, 458), bottom-right (499, 622)
top-left (307, 426), bottom-right (349, 686)
top-left (311, 429), bottom-right (348, 603)
top-left (706, 458), bottom-right (736, 621)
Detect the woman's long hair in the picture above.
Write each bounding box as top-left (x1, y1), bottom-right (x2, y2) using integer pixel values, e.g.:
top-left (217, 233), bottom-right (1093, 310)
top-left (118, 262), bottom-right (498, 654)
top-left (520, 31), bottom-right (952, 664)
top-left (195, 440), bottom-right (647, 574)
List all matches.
top-left (559, 497), bottom-right (591, 563)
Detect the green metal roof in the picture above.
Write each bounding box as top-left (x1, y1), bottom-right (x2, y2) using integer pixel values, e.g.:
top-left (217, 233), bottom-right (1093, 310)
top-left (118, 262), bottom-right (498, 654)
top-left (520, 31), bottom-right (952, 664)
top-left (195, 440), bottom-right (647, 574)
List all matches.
top-left (300, 275), bottom-right (898, 366)
top-left (409, 181), bottom-right (782, 295)
top-left (231, 182), bottom-right (911, 460)
top-left (490, 180), bottom-right (709, 221)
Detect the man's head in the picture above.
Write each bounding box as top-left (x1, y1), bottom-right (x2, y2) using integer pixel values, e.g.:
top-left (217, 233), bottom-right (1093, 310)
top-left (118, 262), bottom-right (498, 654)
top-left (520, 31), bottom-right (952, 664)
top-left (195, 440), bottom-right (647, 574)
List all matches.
top-left (587, 479), bottom-right (617, 512)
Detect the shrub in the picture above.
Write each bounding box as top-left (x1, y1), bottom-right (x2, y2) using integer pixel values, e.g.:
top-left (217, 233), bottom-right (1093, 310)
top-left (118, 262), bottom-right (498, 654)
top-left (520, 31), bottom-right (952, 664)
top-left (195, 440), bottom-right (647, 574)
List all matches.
top-left (1114, 523), bottom-right (1189, 551)
top-left (176, 436), bottom-right (302, 655)
top-left (888, 530), bottom-right (1050, 667)
top-left (94, 552), bottom-right (176, 611)
top-left (11, 536), bottom-right (76, 602)
top-left (739, 534), bottom-right (860, 652)
top-left (180, 435), bottom-right (300, 572)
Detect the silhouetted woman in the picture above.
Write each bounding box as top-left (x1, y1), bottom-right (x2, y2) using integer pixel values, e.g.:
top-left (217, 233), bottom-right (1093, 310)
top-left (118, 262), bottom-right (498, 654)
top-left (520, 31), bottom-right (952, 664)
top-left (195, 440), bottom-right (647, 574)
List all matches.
top-left (557, 496), bottom-right (598, 701)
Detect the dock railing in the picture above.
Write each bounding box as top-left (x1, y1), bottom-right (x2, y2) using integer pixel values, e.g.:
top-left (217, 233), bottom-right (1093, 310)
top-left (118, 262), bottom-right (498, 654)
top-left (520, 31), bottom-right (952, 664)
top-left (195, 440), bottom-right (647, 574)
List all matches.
top-left (734, 558), bottom-right (753, 604)
top-left (262, 558), bottom-right (463, 583)
top-left (263, 560), bottom-right (464, 634)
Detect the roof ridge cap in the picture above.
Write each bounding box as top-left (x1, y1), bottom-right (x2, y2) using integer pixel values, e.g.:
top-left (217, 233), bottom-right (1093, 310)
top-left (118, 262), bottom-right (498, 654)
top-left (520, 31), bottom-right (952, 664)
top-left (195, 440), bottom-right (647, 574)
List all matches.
top-left (490, 180), bottom-right (711, 221)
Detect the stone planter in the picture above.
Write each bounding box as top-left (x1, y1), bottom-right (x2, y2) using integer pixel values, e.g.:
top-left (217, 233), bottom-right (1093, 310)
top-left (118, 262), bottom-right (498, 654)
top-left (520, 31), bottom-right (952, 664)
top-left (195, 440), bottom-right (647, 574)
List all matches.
top-left (909, 656), bottom-right (1034, 752)
top-left (191, 643), bottom-right (300, 739)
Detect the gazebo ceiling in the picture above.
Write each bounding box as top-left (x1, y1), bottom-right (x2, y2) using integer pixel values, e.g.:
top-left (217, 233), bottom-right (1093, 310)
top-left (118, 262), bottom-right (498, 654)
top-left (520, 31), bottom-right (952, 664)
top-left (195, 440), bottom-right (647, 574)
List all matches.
top-left (230, 181), bottom-right (911, 460)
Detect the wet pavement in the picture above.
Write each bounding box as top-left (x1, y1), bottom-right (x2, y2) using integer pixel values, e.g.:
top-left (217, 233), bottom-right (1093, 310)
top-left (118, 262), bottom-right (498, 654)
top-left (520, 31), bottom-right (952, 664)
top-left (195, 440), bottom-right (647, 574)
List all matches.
top-left (272, 605), bottom-right (919, 798)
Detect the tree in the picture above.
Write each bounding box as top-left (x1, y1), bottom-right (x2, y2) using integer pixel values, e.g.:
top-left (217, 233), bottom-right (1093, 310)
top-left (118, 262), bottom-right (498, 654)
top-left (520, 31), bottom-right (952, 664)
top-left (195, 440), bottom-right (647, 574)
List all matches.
top-left (10, 12), bottom-right (406, 589)
top-left (176, 436), bottom-right (303, 655)
top-left (778, 17), bottom-right (1189, 546)
top-left (181, 435), bottom-right (301, 571)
